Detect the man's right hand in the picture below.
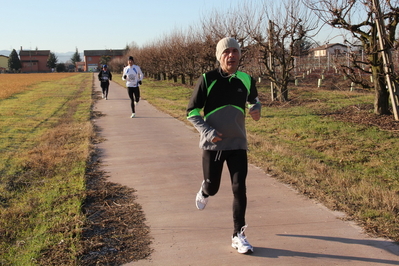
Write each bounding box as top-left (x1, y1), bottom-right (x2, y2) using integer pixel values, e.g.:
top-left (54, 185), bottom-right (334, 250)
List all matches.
top-left (212, 131), bottom-right (223, 143)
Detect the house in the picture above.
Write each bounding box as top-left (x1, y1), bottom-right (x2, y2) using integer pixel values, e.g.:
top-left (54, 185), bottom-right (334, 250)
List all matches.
top-left (75, 61), bottom-right (85, 72)
top-left (0, 55), bottom-right (8, 72)
top-left (312, 43), bottom-right (349, 57)
top-left (83, 49), bottom-right (125, 72)
top-left (19, 48), bottom-right (51, 72)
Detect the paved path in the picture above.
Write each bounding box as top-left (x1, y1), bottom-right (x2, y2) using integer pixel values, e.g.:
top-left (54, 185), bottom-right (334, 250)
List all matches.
top-left (93, 75), bottom-right (399, 265)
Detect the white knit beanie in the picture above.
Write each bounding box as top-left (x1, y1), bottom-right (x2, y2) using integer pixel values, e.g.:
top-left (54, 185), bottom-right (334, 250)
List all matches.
top-left (215, 37), bottom-right (241, 62)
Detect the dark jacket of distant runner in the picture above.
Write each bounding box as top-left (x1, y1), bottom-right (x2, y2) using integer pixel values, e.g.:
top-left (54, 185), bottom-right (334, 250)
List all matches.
top-left (98, 69), bottom-right (112, 86)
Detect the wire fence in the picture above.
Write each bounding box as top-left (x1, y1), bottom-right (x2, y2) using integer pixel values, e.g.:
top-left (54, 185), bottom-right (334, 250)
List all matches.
top-left (293, 50), bottom-right (399, 77)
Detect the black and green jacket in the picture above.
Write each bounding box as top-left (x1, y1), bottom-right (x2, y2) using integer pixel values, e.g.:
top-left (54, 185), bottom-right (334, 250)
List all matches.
top-left (187, 68), bottom-right (261, 151)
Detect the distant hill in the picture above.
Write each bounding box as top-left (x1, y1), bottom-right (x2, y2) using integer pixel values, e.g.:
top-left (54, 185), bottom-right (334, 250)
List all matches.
top-left (56, 52), bottom-right (77, 63)
top-left (0, 50), bottom-right (11, 57)
top-left (0, 50), bottom-right (82, 63)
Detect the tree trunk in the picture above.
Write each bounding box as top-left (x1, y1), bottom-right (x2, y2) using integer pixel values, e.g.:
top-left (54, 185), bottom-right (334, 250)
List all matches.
top-left (277, 77), bottom-right (289, 102)
top-left (281, 86), bottom-right (289, 102)
top-left (372, 67), bottom-right (391, 115)
top-left (277, 83), bottom-right (289, 102)
top-left (189, 74), bottom-right (194, 86)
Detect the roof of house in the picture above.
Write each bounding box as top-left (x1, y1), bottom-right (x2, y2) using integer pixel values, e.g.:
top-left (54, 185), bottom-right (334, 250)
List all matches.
top-left (312, 43), bottom-right (348, 51)
top-left (0, 55), bottom-right (8, 58)
top-left (19, 50), bottom-right (50, 56)
top-left (83, 49), bottom-right (125, 57)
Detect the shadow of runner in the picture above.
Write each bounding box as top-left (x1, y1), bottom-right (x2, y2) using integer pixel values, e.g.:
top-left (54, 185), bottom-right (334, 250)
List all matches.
top-left (242, 234), bottom-right (399, 264)
top-left (276, 234), bottom-right (399, 255)
top-left (251, 246), bottom-right (399, 265)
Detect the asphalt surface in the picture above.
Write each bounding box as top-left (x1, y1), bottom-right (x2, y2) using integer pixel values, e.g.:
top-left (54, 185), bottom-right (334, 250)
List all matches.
top-left (93, 75), bottom-right (399, 266)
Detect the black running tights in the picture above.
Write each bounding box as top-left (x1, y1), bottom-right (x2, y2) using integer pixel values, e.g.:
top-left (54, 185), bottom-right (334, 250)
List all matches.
top-left (127, 86), bottom-right (140, 113)
top-left (201, 149), bottom-right (248, 235)
top-left (101, 82), bottom-right (109, 98)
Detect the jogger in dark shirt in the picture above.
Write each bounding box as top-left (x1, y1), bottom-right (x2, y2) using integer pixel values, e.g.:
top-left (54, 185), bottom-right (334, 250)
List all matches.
top-left (98, 65), bottom-right (112, 100)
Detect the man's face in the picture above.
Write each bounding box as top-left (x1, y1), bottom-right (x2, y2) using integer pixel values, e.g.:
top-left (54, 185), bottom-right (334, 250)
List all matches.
top-left (219, 47), bottom-right (240, 74)
top-left (128, 59), bottom-right (134, 66)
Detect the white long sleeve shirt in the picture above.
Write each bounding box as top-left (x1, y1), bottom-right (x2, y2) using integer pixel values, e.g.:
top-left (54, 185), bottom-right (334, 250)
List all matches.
top-left (122, 65), bottom-right (144, 87)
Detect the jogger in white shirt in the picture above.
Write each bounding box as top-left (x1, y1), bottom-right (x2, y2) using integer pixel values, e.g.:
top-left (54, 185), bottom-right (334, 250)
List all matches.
top-left (122, 56), bottom-right (144, 118)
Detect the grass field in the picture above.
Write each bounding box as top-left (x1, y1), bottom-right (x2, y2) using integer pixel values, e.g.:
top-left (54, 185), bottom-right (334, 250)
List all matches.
top-left (116, 76), bottom-right (399, 242)
top-left (0, 73), bottom-right (77, 100)
top-left (0, 73), bottom-right (94, 265)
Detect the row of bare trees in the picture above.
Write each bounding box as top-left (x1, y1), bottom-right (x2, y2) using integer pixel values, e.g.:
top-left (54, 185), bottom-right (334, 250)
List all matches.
top-left (123, 0), bottom-right (318, 103)
top-left (110, 0), bottom-right (399, 117)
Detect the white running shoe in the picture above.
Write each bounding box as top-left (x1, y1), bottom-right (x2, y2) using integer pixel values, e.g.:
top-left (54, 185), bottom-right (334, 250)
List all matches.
top-left (102, 93), bottom-right (104, 99)
top-left (231, 225), bottom-right (253, 254)
top-left (195, 181), bottom-right (208, 210)
top-left (131, 113), bottom-right (135, 118)
top-left (134, 101), bottom-right (138, 106)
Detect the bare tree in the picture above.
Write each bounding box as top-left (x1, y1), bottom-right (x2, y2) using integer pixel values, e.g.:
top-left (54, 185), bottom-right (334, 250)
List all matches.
top-left (242, 0), bottom-right (317, 101)
top-left (184, 26), bottom-right (206, 85)
top-left (138, 44), bottom-right (158, 79)
top-left (136, 37), bottom-right (169, 81)
top-left (108, 57), bottom-right (125, 73)
top-left (199, 6), bottom-right (252, 67)
top-left (167, 28), bottom-right (205, 84)
top-left (304, 0), bottom-right (399, 116)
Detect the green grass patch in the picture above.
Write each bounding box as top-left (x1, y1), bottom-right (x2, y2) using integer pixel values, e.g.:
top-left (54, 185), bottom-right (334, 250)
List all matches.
top-left (0, 73), bottom-right (94, 265)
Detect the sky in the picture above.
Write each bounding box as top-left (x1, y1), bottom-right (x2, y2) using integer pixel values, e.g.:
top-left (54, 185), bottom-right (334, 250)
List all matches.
top-left (1, 0), bottom-right (343, 56)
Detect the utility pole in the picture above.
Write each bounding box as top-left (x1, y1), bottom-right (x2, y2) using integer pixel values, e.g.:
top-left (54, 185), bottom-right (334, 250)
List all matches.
top-left (372, 0), bottom-right (399, 120)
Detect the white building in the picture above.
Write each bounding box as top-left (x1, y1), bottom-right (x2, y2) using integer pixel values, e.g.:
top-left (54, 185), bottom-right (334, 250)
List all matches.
top-left (312, 43), bottom-right (349, 57)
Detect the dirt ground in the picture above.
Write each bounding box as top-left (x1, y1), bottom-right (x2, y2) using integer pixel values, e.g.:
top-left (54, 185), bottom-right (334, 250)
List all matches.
top-left (328, 103), bottom-right (399, 131)
top-left (75, 89), bottom-right (398, 265)
top-left (78, 156), bottom-right (153, 265)
top-left (76, 109), bottom-right (153, 266)
top-left (257, 82), bottom-right (399, 132)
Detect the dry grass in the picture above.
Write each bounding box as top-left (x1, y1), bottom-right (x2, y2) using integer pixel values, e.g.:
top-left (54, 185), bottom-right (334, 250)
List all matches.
top-left (0, 73), bottom-right (76, 99)
top-left (0, 73), bottom-right (152, 265)
top-left (245, 78), bottom-right (399, 241)
top-left (0, 73), bottom-right (92, 265)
